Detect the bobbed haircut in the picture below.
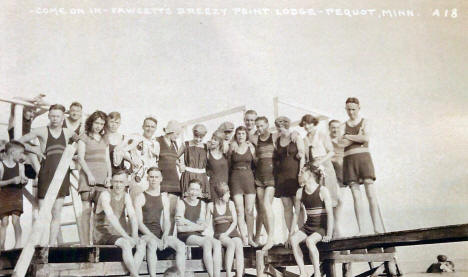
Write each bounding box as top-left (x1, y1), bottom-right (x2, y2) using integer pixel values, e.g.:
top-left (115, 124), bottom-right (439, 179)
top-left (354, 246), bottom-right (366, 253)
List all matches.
top-left (85, 110), bottom-right (108, 136)
top-left (233, 126), bottom-right (249, 142)
top-left (299, 114), bottom-right (319, 127)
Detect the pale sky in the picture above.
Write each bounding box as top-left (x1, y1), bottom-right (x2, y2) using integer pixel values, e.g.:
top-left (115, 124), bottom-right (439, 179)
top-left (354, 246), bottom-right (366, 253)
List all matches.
top-left (1, 0), bottom-right (467, 266)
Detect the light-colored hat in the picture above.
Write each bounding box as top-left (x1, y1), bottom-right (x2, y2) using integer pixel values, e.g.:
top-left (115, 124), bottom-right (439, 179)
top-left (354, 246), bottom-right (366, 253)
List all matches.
top-left (164, 120), bottom-right (182, 134)
top-left (193, 124), bottom-right (207, 136)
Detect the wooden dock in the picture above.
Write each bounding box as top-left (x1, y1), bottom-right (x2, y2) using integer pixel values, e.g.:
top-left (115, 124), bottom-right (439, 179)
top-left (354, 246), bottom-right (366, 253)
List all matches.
top-left (0, 224), bottom-right (466, 277)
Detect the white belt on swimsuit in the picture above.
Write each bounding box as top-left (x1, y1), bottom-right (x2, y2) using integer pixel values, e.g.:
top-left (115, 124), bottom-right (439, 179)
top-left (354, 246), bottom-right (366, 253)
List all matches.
top-left (306, 208), bottom-right (327, 215)
top-left (185, 167), bottom-right (206, 174)
top-left (344, 147), bottom-right (369, 157)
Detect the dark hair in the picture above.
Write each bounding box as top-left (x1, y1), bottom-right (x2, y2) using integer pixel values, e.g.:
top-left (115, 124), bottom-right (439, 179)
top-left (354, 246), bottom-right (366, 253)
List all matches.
top-left (346, 97), bottom-right (360, 105)
top-left (255, 116), bottom-right (268, 124)
top-left (163, 266), bottom-right (179, 277)
top-left (234, 126), bottom-right (249, 142)
top-left (143, 117), bottom-right (158, 125)
top-left (70, 102), bottom-right (83, 110)
top-left (85, 111), bottom-right (108, 136)
top-left (299, 114), bottom-right (319, 127)
top-left (244, 110), bottom-right (257, 117)
top-left (328, 119), bottom-right (340, 127)
top-left (49, 104), bottom-right (66, 112)
top-left (5, 140), bottom-right (25, 153)
top-left (147, 167), bottom-right (161, 175)
top-left (108, 112), bottom-right (121, 121)
top-left (188, 178), bottom-right (202, 187)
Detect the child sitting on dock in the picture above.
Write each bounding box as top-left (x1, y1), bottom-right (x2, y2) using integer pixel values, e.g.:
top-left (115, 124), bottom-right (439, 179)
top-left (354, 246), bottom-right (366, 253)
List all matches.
top-left (176, 179), bottom-right (222, 277)
top-left (0, 141), bottom-right (29, 249)
top-left (289, 167), bottom-right (334, 277)
top-left (206, 182), bottom-right (244, 277)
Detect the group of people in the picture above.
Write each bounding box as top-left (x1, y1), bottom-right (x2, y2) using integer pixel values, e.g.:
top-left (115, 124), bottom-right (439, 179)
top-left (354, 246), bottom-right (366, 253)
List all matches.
top-left (0, 96), bottom-right (385, 277)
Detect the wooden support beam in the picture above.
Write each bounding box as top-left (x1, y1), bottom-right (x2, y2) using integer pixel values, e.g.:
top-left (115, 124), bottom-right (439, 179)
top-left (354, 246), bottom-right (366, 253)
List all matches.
top-left (0, 97), bottom-right (35, 107)
top-left (256, 250), bottom-right (266, 277)
top-left (13, 144), bottom-right (77, 277)
top-left (181, 105), bottom-right (246, 126)
top-left (342, 263), bottom-right (352, 277)
top-left (276, 99), bottom-right (331, 120)
top-left (320, 224), bottom-right (468, 251)
top-left (13, 105), bottom-right (23, 139)
top-left (273, 97), bottom-right (279, 118)
top-left (22, 188), bottom-right (38, 209)
top-left (69, 172), bottom-right (84, 245)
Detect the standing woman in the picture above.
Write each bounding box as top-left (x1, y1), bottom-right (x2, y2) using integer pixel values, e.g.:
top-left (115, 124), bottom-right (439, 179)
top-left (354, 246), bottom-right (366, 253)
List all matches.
top-left (206, 183), bottom-right (244, 277)
top-left (228, 126), bottom-right (256, 246)
top-left (274, 116), bottom-right (305, 242)
top-left (300, 114), bottom-right (342, 237)
top-left (206, 131), bottom-right (229, 199)
top-left (180, 124), bottom-right (210, 200)
top-left (77, 111), bottom-right (112, 245)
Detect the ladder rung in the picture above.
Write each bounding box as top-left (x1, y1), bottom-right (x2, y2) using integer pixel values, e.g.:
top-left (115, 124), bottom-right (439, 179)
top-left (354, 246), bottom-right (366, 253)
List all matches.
top-left (63, 202), bottom-right (73, 207)
top-left (60, 221), bottom-right (78, 227)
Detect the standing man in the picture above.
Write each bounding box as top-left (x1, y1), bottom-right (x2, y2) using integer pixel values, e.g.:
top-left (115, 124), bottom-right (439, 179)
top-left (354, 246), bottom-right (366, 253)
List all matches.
top-left (342, 97), bottom-right (384, 234)
top-left (123, 116), bottom-right (159, 190)
top-left (329, 120), bottom-right (345, 187)
top-left (63, 102), bottom-right (85, 136)
top-left (133, 167), bottom-right (186, 277)
top-left (94, 170), bottom-right (146, 277)
top-left (18, 104), bottom-right (77, 245)
top-left (243, 110), bottom-right (258, 143)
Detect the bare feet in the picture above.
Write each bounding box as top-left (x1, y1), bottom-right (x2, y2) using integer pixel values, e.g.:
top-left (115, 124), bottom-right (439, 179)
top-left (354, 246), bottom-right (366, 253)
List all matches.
top-left (262, 240), bottom-right (274, 251)
top-left (248, 237), bottom-right (258, 248)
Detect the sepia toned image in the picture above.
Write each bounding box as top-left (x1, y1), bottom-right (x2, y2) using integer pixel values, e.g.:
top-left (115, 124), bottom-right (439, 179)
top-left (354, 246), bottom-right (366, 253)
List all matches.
top-left (0, 0), bottom-right (466, 276)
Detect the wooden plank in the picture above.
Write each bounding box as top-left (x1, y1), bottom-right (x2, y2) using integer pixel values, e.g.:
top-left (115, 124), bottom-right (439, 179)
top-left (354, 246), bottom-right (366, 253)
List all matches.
top-left (34, 260), bottom-right (206, 276)
top-left (276, 99), bottom-right (331, 120)
top-left (342, 263), bottom-right (352, 277)
top-left (13, 105), bottom-right (23, 139)
top-left (256, 250), bottom-right (266, 277)
top-left (320, 224), bottom-right (468, 251)
top-left (181, 105), bottom-right (246, 126)
top-left (12, 144), bottom-right (77, 277)
top-left (0, 97), bottom-right (36, 107)
top-left (22, 188), bottom-right (38, 209)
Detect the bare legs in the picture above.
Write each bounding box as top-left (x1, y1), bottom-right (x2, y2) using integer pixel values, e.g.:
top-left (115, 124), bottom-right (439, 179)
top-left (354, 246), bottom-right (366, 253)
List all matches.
top-left (255, 186), bottom-right (275, 250)
top-left (290, 231), bottom-right (323, 277)
top-left (350, 180), bottom-right (384, 234)
top-left (0, 217), bottom-right (8, 250)
top-left (233, 193), bottom-right (256, 246)
top-left (47, 197), bottom-right (65, 246)
top-left (186, 235), bottom-right (222, 277)
top-left (80, 199), bottom-right (91, 245)
top-left (12, 214), bottom-right (22, 248)
top-left (219, 236), bottom-right (244, 277)
top-left (115, 238), bottom-right (146, 277)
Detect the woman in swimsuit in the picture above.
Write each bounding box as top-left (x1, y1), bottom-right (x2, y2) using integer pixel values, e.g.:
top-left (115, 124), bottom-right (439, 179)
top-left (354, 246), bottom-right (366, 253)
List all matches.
top-left (206, 131), bottom-right (229, 199)
top-left (206, 182), bottom-right (244, 277)
top-left (228, 126), bottom-right (256, 246)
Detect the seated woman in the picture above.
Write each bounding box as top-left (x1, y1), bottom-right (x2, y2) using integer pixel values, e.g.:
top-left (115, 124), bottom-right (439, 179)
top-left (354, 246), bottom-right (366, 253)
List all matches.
top-left (175, 179), bottom-right (222, 277)
top-left (206, 182), bottom-right (244, 277)
top-left (290, 168), bottom-right (334, 277)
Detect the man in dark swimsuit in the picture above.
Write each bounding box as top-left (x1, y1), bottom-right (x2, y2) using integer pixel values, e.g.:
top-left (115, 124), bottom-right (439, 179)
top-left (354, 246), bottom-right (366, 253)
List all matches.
top-left (19, 104), bottom-right (77, 246)
top-left (133, 167), bottom-right (186, 277)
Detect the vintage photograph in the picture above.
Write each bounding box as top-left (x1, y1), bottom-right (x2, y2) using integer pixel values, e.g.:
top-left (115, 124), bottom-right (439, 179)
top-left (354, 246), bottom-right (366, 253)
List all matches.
top-left (0, 0), bottom-right (466, 276)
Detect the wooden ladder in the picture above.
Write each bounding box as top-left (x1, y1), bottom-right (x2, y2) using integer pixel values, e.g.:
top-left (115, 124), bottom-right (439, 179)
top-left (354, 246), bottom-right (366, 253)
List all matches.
top-left (57, 170), bottom-right (84, 246)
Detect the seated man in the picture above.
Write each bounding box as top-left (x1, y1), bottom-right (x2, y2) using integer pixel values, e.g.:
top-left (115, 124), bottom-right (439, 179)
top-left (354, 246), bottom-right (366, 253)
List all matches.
top-left (94, 170), bottom-right (146, 277)
top-left (176, 179), bottom-right (222, 277)
top-left (427, 255), bottom-right (455, 273)
top-left (133, 167), bottom-right (186, 277)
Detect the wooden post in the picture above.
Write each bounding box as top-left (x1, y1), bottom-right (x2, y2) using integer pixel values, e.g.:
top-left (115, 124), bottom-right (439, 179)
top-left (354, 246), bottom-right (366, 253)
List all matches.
top-left (256, 250), bottom-right (266, 277)
top-left (13, 144), bottom-right (77, 277)
top-left (13, 104), bottom-right (23, 139)
top-left (273, 97), bottom-right (279, 119)
top-left (323, 260), bottom-right (336, 277)
top-left (342, 263), bottom-right (352, 277)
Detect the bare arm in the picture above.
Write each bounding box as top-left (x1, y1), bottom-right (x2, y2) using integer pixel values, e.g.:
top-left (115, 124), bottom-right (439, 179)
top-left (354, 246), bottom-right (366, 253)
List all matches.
top-left (295, 137), bottom-right (306, 170)
top-left (105, 146), bottom-right (112, 181)
top-left (133, 193), bottom-right (154, 236)
top-left (8, 104), bottom-right (15, 129)
top-left (344, 119), bottom-right (370, 144)
top-left (290, 188), bottom-right (303, 234)
top-left (161, 193), bottom-right (171, 238)
top-left (101, 192), bottom-right (131, 239)
top-left (319, 134), bottom-right (335, 164)
top-left (125, 194), bottom-right (139, 239)
top-left (206, 202), bottom-right (213, 229)
top-left (320, 187), bottom-right (334, 241)
top-left (176, 200), bottom-right (206, 233)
